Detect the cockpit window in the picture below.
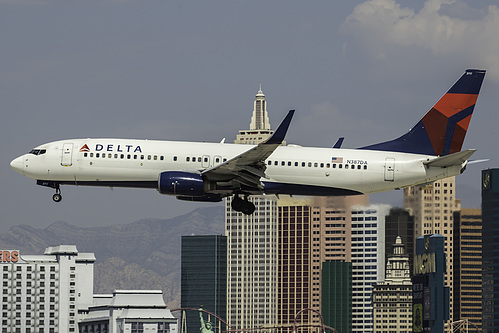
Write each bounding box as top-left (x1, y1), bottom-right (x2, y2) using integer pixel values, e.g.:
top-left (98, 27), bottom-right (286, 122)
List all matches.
top-left (29, 149), bottom-right (47, 155)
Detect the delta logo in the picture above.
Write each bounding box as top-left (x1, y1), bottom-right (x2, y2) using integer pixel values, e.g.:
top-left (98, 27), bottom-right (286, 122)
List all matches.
top-left (80, 144), bottom-right (91, 152)
top-left (80, 143), bottom-right (143, 153)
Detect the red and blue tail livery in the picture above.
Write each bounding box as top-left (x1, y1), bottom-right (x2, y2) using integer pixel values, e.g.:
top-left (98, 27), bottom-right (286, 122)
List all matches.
top-left (360, 69), bottom-right (485, 156)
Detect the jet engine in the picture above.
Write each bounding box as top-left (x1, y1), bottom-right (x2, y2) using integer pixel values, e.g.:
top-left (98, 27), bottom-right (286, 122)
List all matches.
top-left (158, 171), bottom-right (206, 196)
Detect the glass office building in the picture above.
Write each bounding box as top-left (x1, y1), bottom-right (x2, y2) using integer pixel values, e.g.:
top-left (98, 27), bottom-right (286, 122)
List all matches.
top-left (181, 235), bottom-right (227, 333)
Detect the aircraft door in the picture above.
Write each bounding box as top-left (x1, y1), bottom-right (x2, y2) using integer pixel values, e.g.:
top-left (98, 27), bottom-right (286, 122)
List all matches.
top-left (384, 158), bottom-right (395, 181)
top-left (61, 143), bottom-right (74, 166)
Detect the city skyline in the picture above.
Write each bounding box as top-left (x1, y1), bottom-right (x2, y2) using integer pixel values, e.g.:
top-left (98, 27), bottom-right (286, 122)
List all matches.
top-left (2, 0), bottom-right (499, 232)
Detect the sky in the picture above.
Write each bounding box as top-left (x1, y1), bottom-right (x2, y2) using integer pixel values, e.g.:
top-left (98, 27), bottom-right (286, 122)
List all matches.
top-left (1, 0), bottom-right (498, 232)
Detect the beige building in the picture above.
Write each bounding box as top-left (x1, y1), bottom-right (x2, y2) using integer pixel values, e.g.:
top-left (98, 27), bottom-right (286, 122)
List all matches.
top-left (453, 208), bottom-right (482, 329)
top-left (404, 176), bottom-right (458, 331)
top-left (225, 87), bottom-right (279, 330)
top-left (373, 236), bottom-right (412, 333)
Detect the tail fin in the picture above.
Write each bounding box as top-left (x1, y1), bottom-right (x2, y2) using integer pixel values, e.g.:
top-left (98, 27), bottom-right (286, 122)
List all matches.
top-left (359, 69), bottom-right (486, 156)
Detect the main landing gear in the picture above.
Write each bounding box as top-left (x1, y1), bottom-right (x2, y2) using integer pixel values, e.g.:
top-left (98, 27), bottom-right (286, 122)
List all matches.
top-left (231, 195), bottom-right (256, 215)
top-left (52, 185), bottom-right (62, 203)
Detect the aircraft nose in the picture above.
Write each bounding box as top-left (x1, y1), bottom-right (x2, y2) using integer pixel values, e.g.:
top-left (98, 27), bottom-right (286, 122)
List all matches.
top-left (10, 156), bottom-right (24, 175)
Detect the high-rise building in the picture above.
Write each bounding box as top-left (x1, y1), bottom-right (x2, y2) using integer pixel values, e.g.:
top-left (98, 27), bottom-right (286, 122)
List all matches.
top-left (453, 208), bottom-right (482, 329)
top-left (181, 235), bottom-right (227, 332)
top-left (481, 168), bottom-right (499, 333)
top-left (0, 245), bottom-right (95, 333)
top-left (373, 236), bottom-right (412, 333)
top-left (384, 208), bottom-right (414, 272)
top-left (350, 204), bottom-right (390, 333)
top-left (277, 195), bottom-right (368, 330)
top-left (277, 201), bottom-right (312, 329)
top-left (226, 87), bottom-right (279, 330)
top-left (322, 261), bottom-right (352, 333)
top-left (404, 176), bottom-right (458, 330)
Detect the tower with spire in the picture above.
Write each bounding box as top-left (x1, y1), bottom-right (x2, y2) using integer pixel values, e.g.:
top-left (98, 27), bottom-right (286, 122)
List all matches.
top-left (234, 86), bottom-right (274, 145)
top-left (372, 236), bottom-right (413, 332)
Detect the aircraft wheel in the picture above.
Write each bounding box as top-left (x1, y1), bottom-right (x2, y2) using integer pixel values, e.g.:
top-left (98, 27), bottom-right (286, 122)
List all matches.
top-left (52, 193), bottom-right (62, 203)
top-left (241, 201), bottom-right (256, 215)
top-left (231, 196), bottom-right (244, 211)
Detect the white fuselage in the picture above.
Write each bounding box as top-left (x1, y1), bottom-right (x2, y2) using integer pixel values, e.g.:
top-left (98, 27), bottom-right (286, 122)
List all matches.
top-left (10, 138), bottom-right (463, 197)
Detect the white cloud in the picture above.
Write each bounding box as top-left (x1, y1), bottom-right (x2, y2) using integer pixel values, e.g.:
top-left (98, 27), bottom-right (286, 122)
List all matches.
top-left (342, 0), bottom-right (499, 81)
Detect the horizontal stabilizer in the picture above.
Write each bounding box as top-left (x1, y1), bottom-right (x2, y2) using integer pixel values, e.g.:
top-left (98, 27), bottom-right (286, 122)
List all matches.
top-left (423, 149), bottom-right (476, 167)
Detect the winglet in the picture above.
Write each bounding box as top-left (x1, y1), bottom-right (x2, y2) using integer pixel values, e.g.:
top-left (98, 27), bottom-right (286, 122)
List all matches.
top-left (264, 110), bottom-right (295, 145)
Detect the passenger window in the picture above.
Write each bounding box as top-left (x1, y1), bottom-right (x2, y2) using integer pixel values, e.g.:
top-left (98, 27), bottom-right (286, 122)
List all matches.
top-left (140, 155), bottom-right (144, 160)
top-left (127, 155), bottom-right (131, 159)
top-left (84, 153), bottom-right (88, 157)
top-left (364, 165), bottom-right (368, 170)
top-left (215, 158), bottom-right (220, 163)
top-left (114, 154), bottom-right (118, 158)
top-left (332, 164), bottom-right (336, 168)
top-left (295, 162), bottom-right (298, 167)
top-left (186, 157), bottom-right (190, 162)
top-left (102, 154), bottom-right (105, 158)
top-left (339, 164), bottom-right (342, 169)
top-left (288, 161), bottom-right (291, 166)
top-left (160, 156), bottom-right (164, 161)
top-left (108, 154), bottom-right (112, 158)
top-left (174, 156), bottom-right (177, 161)
top-left (281, 161), bottom-right (285, 166)
top-left (308, 162), bottom-right (312, 167)
top-left (147, 155), bottom-right (151, 160)
top-left (274, 161), bottom-right (278, 166)
top-left (326, 163), bottom-right (330, 168)
top-left (345, 165), bottom-right (349, 169)
top-left (90, 153), bottom-right (94, 158)
top-left (320, 163), bottom-right (324, 168)
top-left (268, 161), bottom-right (272, 165)
top-left (357, 165), bottom-right (361, 169)
top-left (134, 155), bottom-right (137, 160)
top-left (314, 162), bottom-right (318, 167)
top-left (96, 153), bottom-right (100, 158)
top-left (302, 162), bottom-right (305, 167)
top-left (154, 155), bottom-right (158, 161)
top-left (197, 157), bottom-right (201, 162)
top-left (120, 154), bottom-right (124, 159)
top-left (223, 158), bottom-right (227, 162)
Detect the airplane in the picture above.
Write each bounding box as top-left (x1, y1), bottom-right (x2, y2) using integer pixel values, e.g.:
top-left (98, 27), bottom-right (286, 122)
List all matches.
top-left (10, 69), bottom-right (485, 215)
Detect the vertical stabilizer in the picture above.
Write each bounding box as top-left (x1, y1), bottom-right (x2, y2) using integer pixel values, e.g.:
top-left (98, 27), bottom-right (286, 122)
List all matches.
top-left (360, 69), bottom-right (486, 156)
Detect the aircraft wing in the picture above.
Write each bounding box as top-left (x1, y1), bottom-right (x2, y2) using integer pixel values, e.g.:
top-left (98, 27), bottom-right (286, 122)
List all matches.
top-left (423, 149), bottom-right (476, 167)
top-left (202, 110), bottom-right (295, 190)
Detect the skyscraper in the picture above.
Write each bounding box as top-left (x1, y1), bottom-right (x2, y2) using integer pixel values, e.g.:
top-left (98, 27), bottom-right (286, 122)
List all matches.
top-left (322, 261), bottom-right (352, 333)
top-left (181, 235), bottom-right (227, 333)
top-left (481, 168), bottom-right (499, 332)
top-left (350, 204), bottom-right (390, 333)
top-left (226, 87), bottom-right (279, 330)
top-left (373, 236), bottom-right (412, 333)
top-left (384, 208), bottom-right (414, 272)
top-left (453, 208), bottom-right (482, 329)
top-left (404, 176), bottom-right (458, 331)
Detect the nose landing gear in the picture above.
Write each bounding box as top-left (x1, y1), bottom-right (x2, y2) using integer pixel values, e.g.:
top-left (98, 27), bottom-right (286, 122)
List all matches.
top-left (52, 186), bottom-right (62, 203)
top-left (231, 195), bottom-right (256, 215)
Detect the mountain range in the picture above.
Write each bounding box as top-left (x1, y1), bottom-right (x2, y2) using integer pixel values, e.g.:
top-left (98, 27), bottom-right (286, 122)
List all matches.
top-left (0, 205), bottom-right (225, 308)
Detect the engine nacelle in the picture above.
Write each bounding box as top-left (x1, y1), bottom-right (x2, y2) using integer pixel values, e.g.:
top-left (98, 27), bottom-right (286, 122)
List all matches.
top-left (158, 171), bottom-right (206, 196)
